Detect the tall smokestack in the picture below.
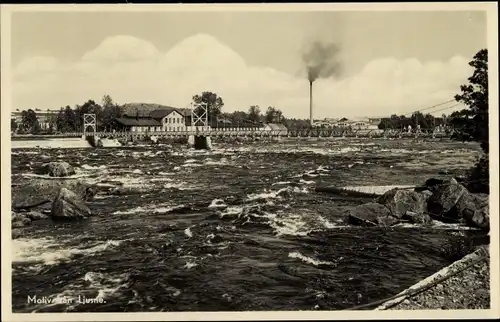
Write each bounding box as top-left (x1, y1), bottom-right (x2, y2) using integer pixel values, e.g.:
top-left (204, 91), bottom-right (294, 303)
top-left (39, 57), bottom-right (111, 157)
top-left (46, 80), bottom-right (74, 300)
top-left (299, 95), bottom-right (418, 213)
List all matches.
top-left (309, 81), bottom-right (313, 126)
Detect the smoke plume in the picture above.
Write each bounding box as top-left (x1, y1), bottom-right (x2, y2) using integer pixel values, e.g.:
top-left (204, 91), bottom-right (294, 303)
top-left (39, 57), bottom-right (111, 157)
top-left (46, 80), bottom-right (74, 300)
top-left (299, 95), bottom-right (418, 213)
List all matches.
top-left (302, 41), bottom-right (342, 83)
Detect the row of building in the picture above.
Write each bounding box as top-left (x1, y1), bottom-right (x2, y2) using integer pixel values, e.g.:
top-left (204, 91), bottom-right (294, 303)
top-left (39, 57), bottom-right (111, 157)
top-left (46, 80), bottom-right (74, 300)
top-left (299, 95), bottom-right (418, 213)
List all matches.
top-left (11, 106), bottom-right (383, 133)
top-left (312, 117), bottom-right (382, 130)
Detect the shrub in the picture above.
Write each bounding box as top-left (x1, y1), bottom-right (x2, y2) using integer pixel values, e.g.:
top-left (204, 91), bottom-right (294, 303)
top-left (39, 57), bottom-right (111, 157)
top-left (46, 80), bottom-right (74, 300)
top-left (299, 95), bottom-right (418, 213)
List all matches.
top-left (466, 154), bottom-right (489, 194)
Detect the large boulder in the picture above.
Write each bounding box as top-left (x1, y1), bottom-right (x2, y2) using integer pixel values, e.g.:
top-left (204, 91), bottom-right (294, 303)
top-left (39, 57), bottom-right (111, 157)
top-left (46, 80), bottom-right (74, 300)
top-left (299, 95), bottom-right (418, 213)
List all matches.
top-left (37, 162), bottom-right (75, 177)
top-left (50, 187), bottom-right (92, 220)
top-left (456, 193), bottom-right (489, 230)
top-left (376, 188), bottom-right (429, 218)
top-left (426, 178), bottom-right (469, 218)
top-left (346, 202), bottom-right (397, 227)
top-left (12, 180), bottom-right (96, 210)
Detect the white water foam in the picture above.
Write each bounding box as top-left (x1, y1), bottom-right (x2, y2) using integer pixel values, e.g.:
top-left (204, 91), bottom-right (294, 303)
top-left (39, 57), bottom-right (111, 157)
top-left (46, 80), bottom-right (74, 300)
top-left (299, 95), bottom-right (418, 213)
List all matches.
top-left (288, 252), bottom-right (337, 266)
top-left (208, 199), bottom-right (227, 208)
top-left (246, 186), bottom-right (308, 201)
top-left (21, 173), bottom-right (89, 180)
top-left (340, 185), bottom-right (416, 195)
top-left (81, 164), bottom-right (107, 171)
top-left (113, 204), bottom-right (185, 215)
top-left (184, 227), bottom-right (193, 238)
top-left (12, 238), bottom-right (123, 267)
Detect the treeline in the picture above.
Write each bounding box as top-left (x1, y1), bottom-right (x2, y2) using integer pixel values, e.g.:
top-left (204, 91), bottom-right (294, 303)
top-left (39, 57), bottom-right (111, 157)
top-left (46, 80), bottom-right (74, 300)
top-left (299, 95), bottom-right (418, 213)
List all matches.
top-left (376, 109), bottom-right (479, 135)
top-left (54, 95), bottom-right (122, 133)
top-left (11, 95), bottom-right (123, 134)
top-left (193, 91), bottom-right (314, 129)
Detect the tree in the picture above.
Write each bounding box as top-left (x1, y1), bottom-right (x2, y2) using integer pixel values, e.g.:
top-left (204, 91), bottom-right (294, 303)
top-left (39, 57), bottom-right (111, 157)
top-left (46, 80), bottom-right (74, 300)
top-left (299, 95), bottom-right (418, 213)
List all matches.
top-left (100, 94), bottom-right (122, 131)
top-left (192, 91), bottom-right (224, 122)
top-left (56, 106), bottom-right (77, 133)
top-left (455, 48), bottom-right (488, 153)
top-left (265, 106), bottom-right (284, 123)
top-left (248, 105), bottom-right (262, 123)
top-left (21, 109), bottom-right (41, 134)
top-left (454, 49), bottom-right (489, 194)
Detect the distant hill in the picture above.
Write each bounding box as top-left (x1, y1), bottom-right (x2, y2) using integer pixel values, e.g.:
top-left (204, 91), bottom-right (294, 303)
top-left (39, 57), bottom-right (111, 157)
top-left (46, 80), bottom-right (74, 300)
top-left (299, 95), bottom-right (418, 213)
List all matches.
top-left (121, 103), bottom-right (192, 117)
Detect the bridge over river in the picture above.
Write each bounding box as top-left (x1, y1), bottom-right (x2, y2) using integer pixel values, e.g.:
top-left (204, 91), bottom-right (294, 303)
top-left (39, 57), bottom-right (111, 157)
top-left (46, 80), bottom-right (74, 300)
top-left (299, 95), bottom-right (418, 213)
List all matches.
top-left (12, 127), bottom-right (453, 140)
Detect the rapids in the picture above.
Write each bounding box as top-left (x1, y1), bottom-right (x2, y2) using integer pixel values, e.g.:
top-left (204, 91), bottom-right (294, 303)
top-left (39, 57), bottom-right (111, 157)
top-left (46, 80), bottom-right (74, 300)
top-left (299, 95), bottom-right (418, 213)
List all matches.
top-left (11, 138), bottom-right (485, 312)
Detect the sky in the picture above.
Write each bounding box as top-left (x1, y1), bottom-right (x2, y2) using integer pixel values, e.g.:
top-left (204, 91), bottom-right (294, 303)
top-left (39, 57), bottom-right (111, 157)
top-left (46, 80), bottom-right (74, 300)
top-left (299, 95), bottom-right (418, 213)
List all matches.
top-left (9, 9), bottom-right (487, 119)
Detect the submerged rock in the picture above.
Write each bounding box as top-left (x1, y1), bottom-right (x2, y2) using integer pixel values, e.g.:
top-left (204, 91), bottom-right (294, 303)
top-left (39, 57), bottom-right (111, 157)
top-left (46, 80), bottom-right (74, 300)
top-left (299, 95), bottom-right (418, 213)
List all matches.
top-left (376, 188), bottom-right (429, 218)
top-left (346, 202), bottom-right (397, 227)
top-left (36, 161), bottom-right (75, 177)
top-left (51, 187), bottom-right (92, 219)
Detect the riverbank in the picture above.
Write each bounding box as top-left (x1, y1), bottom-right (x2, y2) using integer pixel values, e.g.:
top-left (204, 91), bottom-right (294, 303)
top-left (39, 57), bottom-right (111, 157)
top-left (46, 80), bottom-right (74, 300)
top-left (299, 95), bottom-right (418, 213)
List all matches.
top-left (376, 245), bottom-right (490, 310)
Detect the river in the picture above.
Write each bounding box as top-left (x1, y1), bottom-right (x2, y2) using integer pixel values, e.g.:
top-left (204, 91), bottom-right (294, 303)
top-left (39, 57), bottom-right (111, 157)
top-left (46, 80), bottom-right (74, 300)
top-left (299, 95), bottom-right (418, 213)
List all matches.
top-left (11, 137), bottom-right (484, 312)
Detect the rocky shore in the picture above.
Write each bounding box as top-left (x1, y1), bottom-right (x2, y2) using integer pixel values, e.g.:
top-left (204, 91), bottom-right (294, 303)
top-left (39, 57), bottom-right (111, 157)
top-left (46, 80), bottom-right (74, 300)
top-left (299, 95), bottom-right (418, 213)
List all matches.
top-left (377, 246), bottom-right (490, 310)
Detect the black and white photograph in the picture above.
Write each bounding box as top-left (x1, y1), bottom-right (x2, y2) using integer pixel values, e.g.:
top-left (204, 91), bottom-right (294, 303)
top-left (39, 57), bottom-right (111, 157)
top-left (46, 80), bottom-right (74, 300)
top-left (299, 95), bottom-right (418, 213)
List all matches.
top-left (1, 3), bottom-right (498, 321)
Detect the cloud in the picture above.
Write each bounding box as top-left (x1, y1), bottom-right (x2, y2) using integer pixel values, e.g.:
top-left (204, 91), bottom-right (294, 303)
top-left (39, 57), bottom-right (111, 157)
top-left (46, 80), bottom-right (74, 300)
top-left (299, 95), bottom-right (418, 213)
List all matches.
top-left (11, 33), bottom-right (472, 118)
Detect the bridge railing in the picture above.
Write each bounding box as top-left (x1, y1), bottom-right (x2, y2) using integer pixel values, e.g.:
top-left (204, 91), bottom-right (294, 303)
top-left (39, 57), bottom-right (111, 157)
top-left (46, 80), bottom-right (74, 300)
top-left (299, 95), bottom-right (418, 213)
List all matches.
top-left (11, 128), bottom-right (451, 138)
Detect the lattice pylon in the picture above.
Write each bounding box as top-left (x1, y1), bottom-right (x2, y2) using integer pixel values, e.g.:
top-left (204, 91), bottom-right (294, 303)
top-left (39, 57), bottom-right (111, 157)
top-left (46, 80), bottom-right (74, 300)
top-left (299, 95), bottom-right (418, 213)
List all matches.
top-left (83, 113), bottom-right (97, 135)
top-left (191, 102), bottom-right (208, 128)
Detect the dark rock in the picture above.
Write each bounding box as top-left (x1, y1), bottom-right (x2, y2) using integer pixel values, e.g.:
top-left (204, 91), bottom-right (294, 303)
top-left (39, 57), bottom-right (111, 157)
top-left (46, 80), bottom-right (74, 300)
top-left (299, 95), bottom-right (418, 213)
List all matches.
top-left (12, 213), bottom-right (32, 227)
top-left (403, 211), bottom-right (432, 225)
top-left (346, 202), bottom-right (396, 227)
top-left (12, 180), bottom-right (96, 210)
top-left (36, 162), bottom-right (75, 177)
top-left (427, 178), bottom-right (469, 218)
top-left (376, 188), bottom-right (429, 218)
top-left (377, 216), bottom-right (399, 227)
top-left (25, 211), bottom-right (49, 221)
top-left (424, 178), bottom-right (446, 189)
top-left (211, 234), bottom-right (224, 244)
top-left (12, 229), bottom-right (23, 239)
top-left (51, 187), bottom-right (91, 220)
top-left (456, 193), bottom-right (489, 230)
top-left (157, 223), bottom-right (178, 233)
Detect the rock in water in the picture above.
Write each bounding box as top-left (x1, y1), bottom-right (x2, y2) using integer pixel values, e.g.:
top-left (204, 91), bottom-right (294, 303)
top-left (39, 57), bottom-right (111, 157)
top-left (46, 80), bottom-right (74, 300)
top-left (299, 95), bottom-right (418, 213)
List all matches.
top-left (456, 193), bottom-right (489, 230)
top-left (51, 187), bottom-right (92, 219)
top-left (403, 211), bottom-right (432, 225)
top-left (12, 213), bottom-right (32, 228)
top-left (346, 202), bottom-right (397, 227)
top-left (376, 188), bottom-right (429, 218)
top-left (12, 180), bottom-right (96, 210)
top-left (37, 162), bottom-right (75, 177)
top-left (426, 178), bottom-right (469, 218)
top-left (25, 211), bottom-right (49, 221)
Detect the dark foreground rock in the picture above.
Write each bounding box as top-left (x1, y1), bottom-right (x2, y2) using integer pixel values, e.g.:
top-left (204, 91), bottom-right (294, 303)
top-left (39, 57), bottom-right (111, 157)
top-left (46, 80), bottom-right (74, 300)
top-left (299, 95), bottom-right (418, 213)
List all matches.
top-left (51, 188), bottom-right (92, 219)
top-left (12, 180), bottom-right (96, 210)
top-left (426, 178), bottom-right (469, 218)
top-left (455, 192), bottom-right (489, 230)
top-left (426, 177), bottom-right (489, 230)
top-left (377, 188), bottom-right (430, 218)
top-left (36, 161), bottom-right (75, 177)
top-left (346, 203), bottom-right (397, 227)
